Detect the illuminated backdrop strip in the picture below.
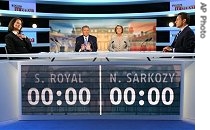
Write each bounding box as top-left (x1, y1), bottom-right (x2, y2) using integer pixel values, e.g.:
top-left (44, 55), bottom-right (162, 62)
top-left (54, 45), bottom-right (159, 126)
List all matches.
top-left (36, 0), bottom-right (171, 5)
top-left (0, 9), bottom-right (195, 19)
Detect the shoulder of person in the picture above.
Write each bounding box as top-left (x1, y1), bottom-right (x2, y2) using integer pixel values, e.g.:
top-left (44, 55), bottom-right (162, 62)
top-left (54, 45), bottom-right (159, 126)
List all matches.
top-left (184, 26), bottom-right (193, 32)
top-left (5, 32), bottom-right (14, 38)
top-left (76, 35), bottom-right (83, 39)
top-left (184, 26), bottom-right (194, 35)
top-left (122, 34), bottom-right (129, 39)
top-left (123, 34), bottom-right (128, 38)
top-left (89, 35), bottom-right (97, 39)
top-left (188, 27), bottom-right (195, 34)
top-left (111, 34), bottom-right (117, 39)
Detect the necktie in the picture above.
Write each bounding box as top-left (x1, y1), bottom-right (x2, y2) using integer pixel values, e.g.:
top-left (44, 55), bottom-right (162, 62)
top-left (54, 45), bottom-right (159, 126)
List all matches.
top-left (175, 30), bottom-right (181, 40)
top-left (84, 37), bottom-right (88, 45)
top-left (171, 30), bottom-right (181, 49)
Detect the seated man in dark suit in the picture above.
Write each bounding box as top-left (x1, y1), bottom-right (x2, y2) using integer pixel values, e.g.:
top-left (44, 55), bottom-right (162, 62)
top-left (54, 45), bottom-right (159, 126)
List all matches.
top-left (163, 12), bottom-right (195, 53)
top-left (75, 25), bottom-right (98, 52)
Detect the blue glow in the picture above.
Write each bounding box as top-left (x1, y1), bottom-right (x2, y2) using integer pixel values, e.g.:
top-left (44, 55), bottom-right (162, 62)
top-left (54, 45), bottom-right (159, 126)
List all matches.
top-left (38, 0), bottom-right (166, 2)
top-left (36, 0), bottom-right (171, 5)
top-left (7, 0), bottom-right (36, 2)
top-left (0, 9), bottom-right (195, 19)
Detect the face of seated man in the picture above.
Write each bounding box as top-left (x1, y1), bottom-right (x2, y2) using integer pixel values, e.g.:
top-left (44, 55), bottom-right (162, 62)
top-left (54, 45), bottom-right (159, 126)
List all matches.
top-left (82, 27), bottom-right (90, 37)
top-left (175, 15), bottom-right (186, 29)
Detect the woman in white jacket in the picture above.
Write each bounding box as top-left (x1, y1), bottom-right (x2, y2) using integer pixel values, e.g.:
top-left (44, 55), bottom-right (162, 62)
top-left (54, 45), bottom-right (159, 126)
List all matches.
top-left (108, 25), bottom-right (130, 52)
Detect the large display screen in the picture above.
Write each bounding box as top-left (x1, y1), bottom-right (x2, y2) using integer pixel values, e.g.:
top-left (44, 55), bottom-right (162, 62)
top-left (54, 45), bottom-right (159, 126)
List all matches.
top-left (49, 19), bottom-right (156, 52)
top-left (21, 63), bottom-right (181, 116)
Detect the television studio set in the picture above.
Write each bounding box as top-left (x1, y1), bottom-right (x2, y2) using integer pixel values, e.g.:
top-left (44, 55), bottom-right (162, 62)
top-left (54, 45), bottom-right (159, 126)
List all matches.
top-left (0, 0), bottom-right (195, 129)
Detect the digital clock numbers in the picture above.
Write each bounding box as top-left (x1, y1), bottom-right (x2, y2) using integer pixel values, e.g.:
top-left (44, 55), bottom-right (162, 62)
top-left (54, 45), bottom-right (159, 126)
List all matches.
top-left (27, 87), bottom-right (91, 106)
top-left (21, 64), bottom-right (181, 115)
top-left (109, 87), bottom-right (174, 106)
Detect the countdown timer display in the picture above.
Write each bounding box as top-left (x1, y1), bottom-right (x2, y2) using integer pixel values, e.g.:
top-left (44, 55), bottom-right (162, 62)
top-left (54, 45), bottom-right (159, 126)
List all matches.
top-left (21, 64), bottom-right (181, 115)
top-left (101, 64), bottom-right (181, 115)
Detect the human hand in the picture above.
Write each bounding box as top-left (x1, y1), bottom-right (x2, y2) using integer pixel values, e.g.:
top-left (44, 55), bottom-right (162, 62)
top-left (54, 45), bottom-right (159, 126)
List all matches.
top-left (85, 42), bottom-right (92, 51)
top-left (81, 44), bottom-right (86, 51)
top-left (17, 34), bottom-right (26, 40)
top-left (163, 46), bottom-right (172, 52)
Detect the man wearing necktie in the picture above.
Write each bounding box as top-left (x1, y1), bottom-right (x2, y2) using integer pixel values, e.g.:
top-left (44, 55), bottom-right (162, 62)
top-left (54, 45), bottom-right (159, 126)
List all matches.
top-left (163, 12), bottom-right (195, 53)
top-left (75, 25), bottom-right (98, 52)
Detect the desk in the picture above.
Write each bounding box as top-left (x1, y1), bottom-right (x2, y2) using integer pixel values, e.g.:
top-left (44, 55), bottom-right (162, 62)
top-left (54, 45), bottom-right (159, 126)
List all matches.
top-left (0, 51), bottom-right (195, 61)
top-left (0, 52), bottom-right (194, 122)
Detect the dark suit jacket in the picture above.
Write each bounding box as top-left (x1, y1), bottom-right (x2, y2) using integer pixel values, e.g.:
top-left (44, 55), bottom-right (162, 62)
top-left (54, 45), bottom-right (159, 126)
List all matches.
top-left (5, 32), bottom-right (32, 54)
top-left (171, 26), bottom-right (195, 53)
top-left (75, 35), bottom-right (98, 52)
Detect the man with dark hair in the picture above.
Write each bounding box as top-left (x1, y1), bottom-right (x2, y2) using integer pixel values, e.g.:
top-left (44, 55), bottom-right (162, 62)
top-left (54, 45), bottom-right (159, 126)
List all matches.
top-left (163, 12), bottom-right (195, 53)
top-left (75, 25), bottom-right (98, 52)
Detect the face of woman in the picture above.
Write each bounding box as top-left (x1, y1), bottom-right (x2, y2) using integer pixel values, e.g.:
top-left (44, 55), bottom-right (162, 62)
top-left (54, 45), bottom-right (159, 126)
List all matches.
top-left (13, 19), bottom-right (22, 31)
top-left (116, 26), bottom-right (123, 34)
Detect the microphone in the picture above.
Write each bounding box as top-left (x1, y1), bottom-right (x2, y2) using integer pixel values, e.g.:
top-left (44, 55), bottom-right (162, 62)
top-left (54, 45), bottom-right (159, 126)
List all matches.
top-left (50, 38), bottom-right (62, 46)
top-left (50, 38), bottom-right (55, 42)
top-left (141, 37), bottom-right (152, 45)
top-left (109, 41), bottom-right (115, 51)
top-left (54, 38), bottom-right (62, 46)
top-left (50, 37), bottom-right (63, 53)
top-left (124, 41), bottom-right (127, 48)
top-left (147, 37), bottom-right (152, 41)
top-left (54, 38), bottom-right (59, 43)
